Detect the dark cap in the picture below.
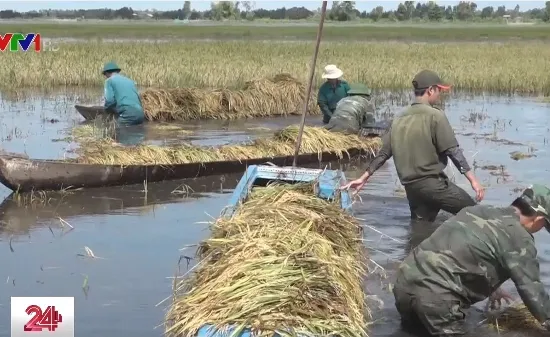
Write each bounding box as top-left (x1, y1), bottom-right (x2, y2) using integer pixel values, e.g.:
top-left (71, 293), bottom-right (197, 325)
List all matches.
top-left (412, 70), bottom-right (451, 91)
top-left (521, 184), bottom-right (550, 232)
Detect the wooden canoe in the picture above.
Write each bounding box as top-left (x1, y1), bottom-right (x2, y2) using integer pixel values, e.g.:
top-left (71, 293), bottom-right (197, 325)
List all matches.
top-left (0, 149), bottom-right (370, 193)
top-left (75, 104), bottom-right (115, 120)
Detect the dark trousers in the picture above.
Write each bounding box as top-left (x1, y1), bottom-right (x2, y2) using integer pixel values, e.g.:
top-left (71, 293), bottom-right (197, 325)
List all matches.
top-left (393, 285), bottom-right (467, 336)
top-left (404, 176), bottom-right (476, 222)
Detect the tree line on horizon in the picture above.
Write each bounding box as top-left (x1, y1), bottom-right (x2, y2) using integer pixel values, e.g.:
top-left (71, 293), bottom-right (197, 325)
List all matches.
top-left (1, 1), bottom-right (549, 22)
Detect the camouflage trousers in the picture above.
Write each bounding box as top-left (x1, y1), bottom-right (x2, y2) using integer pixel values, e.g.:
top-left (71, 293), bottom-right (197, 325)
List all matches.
top-left (393, 285), bottom-right (468, 336)
top-left (404, 176), bottom-right (476, 222)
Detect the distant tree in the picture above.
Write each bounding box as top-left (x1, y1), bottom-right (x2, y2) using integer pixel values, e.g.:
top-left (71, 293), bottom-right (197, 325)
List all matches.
top-left (545, 1), bottom-right (550, 21)
top-left (182, 1), bottom-right (191, 19)
top-left (189, 9), bottom-right (201, 20)
top-left (480, 6), bottom-right (494, 19)
top-left (210, 1), bottom-right (239, 20)
top-left (427, 2), bottom-right (444, 21)
top-left (114, 6), bottom-right (134, 19)
top-left (328, 1), bottom-right (357, 21)
top-left (445, 5), bottom-right (454, 20)
top-left (369, 6), bottom-right (384, 21)
top-left (495, 5), bottom-right (506, 17)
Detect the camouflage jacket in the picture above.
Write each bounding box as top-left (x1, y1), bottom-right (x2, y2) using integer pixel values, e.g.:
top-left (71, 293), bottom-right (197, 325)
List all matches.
top-left (324, 96), bottom-right (375, 134)
top-left (396, 205), bottom-right (550, 322)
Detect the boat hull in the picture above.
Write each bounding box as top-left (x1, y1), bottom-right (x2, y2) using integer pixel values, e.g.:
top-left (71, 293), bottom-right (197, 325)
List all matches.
top-left (75, 105), bottom-right (115, 120)
top-left (0, 149), bottom-right (368, 192)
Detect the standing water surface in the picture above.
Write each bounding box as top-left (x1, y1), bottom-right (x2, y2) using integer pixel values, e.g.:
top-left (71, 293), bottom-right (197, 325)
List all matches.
top-left (0, 91), bottom-right (549, 336)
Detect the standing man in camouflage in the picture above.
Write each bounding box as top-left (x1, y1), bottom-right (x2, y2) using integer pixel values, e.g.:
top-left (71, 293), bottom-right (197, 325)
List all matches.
top-left (393, 184), bottom-right (550, 336)
top-left (324, 83), bottom-right (376, 135)
top-left (342, 70), bottom-right (484, 222)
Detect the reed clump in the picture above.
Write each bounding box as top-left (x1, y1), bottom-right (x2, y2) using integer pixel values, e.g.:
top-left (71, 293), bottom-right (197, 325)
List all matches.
top-left (2, 40), bottom-right (550, 94)
top-left (76, 125), bottom-right (381, 165)
top-left (486, 303), bottom-right (545, 334)
top-left (139, 73), bottom-right (319, 121)
top-left (164, 182), bottom-right (369, 337)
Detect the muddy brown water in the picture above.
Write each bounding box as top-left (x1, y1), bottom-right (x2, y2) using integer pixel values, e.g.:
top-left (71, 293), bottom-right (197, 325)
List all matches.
top-left (0, 90), bottom-right (549, 336)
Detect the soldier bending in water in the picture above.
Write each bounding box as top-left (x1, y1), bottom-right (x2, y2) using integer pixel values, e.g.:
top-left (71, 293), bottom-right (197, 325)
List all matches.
top-left (324, 83), bottom-right (376, 135)
top-left (393, 184), bottom-right (550, 336)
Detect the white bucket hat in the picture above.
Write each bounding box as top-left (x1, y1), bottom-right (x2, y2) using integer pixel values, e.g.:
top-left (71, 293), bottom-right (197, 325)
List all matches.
top-left (322, 64), bottom-right (343, 79)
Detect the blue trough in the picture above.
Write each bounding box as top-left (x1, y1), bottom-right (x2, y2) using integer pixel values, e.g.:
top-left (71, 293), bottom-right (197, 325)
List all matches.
top-left (197, 164), bottom-right (353, 337)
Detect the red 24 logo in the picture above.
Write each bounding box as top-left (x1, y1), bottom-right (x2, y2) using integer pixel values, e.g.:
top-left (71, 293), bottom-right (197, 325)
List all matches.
top-left (24, 305), bottom-right (63, 331)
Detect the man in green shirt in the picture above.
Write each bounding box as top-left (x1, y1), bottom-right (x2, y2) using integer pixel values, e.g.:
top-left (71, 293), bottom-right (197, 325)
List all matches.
top-left (393, 184), bottom-right (550, 336)
top-left (324, 83), bottom-right (375, 135)
top-left (317, 65), bottom-right (350, 124)
top-left (342, 70), bottom-right (484, 222)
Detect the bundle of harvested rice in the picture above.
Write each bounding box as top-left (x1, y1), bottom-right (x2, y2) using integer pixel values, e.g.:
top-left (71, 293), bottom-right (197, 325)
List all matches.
top-left (164, 182), bottom-right (369, 337)
top-left (139, 73), bottom-right (319, 121)
top-left (76, 125), bottom-right (381, 165)
top-left (485, 303), bottom-right (545, 334)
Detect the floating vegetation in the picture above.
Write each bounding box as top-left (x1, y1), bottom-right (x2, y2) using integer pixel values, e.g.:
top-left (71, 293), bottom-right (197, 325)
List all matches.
top-left (76, 125), bottom-right (382, 165)
top-left (164, 182), bottom-right (369, 337)
top-left (510, 151), bottom-right (537, 161)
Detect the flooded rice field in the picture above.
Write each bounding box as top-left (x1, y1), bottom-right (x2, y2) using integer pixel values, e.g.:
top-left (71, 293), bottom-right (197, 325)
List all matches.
top-left (0, 90), bottom-right (549, 336)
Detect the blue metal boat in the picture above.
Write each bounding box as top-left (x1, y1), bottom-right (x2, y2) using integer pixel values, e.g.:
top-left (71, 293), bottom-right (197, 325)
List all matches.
top-left (196, 164), bottom-right (353, 337)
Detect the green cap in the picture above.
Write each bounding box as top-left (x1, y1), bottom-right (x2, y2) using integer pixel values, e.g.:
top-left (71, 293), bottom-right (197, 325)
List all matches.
top-left (347, 83), bottom-right (371, 96)
top-left (102, 61), bottom-right (121, 74)
top-left (412, 70), bottom-right (451, 91)
top-left (521, 184), bottom-right (550, 231)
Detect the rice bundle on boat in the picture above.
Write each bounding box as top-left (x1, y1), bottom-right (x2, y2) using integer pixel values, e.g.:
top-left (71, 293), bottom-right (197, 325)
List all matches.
top-left (485, 303), bottom-right (545, 335)
top-left (76, 125), bottom-right (381, 165)
top-left (164, 182), bottom-right (370, 337)
top-left (139, 74), bottom-right (320, 121)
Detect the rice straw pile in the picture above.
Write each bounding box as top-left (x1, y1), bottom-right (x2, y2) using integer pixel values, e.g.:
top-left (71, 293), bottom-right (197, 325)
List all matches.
top-left (164, 182), bottom-right (369, 337)
top-left (139, 74), bottom-right (320, 121)
top-left (76, 125), bottom-right (381, 165)
top-left (485, 303), bottom-right (545, 335)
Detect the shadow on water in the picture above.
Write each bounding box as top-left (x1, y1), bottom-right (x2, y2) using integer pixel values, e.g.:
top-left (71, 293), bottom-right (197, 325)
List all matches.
top-left (1, 89), bottom-right (550, 336)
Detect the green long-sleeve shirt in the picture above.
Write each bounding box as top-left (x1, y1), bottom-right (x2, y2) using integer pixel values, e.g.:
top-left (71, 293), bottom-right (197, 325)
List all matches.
top-left (396, 205), bottom-right (550, 323)
top-left (104, 73), bottom-right (145, 125)
top-left (317, 80), bottom-right (350, 124)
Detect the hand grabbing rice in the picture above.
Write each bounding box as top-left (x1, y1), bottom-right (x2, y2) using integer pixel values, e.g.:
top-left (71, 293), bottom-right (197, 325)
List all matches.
top-left (486, 287), bottom-right (514, 312)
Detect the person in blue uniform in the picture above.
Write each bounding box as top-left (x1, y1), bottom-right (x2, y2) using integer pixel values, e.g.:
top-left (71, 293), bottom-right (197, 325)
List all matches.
top-left (102, 61), bottom-right (145, 145)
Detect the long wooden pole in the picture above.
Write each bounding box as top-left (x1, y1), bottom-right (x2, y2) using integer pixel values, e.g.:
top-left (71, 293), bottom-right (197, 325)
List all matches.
top-left (292, 1), bottom-right (328, 168)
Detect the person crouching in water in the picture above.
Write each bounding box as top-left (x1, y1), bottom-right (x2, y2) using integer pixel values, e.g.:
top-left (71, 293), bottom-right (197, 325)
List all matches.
top-left (393, 184), bottom-right (550, 336)
top-left (102, 61), bottom-right (145, 145)
top-left (324, 83), bottom-right (375, 135)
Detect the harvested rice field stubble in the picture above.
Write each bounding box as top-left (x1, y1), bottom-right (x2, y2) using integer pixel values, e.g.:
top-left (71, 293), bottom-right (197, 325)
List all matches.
top-left (3, 40), bottom-right (550, 94)
top-left (76, 125), bottom-right (382, 165)
top-left (164, 183), bottom-right (369, 337)
top-left (4, 22), bottom-right (550, 41)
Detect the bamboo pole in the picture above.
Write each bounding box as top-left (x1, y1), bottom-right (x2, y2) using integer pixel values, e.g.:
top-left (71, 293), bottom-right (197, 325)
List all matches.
top-left (292, 1), bottom-right (328, 168)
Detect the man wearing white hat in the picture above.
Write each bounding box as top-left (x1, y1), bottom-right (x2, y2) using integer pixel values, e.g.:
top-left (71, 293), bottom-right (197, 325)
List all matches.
top-left (317, 64), bottom-right (350, 124)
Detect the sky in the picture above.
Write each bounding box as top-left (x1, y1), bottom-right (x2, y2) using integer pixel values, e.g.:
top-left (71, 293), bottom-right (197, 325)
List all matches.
top-left (0, 1), bottom-right (546, 12)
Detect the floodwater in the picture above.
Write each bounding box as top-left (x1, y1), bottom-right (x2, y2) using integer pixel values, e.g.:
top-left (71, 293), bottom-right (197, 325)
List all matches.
top-left (0, 89), bottom-right (549, 337)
